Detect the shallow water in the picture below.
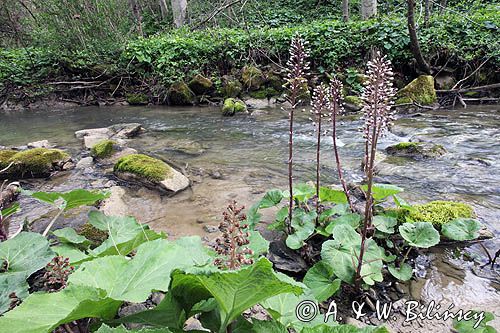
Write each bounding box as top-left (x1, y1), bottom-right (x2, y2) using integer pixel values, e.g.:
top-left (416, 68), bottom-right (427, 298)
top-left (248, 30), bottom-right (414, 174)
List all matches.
top-left (1, 104), bottom-right (499, 328)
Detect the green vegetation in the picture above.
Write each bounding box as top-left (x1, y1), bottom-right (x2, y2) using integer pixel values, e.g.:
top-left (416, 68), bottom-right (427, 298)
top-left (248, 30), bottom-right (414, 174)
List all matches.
top-left (114, 154), bottom-right (172, 182)
top-left (0, 148), bottom-right (69, 178)
top-left (125, 93), bottom-right (149, 106)
top-left (90, 140), bottom-right (116, 159)
top-left (221, 98), bottom-right (246, 116)
top-left (344, 95), bottom-right (363, 107)
top-left (391, 142), bottom-right (422, 150)
top-left (409, 200), bottom-right (476, 225)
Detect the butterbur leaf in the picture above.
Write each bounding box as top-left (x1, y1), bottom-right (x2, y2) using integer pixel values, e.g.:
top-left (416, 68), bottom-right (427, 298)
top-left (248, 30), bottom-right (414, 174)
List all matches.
top-left (170, 258), bottom-right (302, 333)
top-left (373, 215), bottom-right (397, 234)
top-left (388, 263), bottom-right (413, 281)
top-left (361, 184), bottom-right (403, 201)
top-left (399, 222), bottom-right (440, 248)
top-left (393, 194), bottom-right (412, 209)
top-left (319, 187), bottom-right (348, 204)
top-left (69, 237), bottom-right (214, 303)
top-left (441, 218), bottom-right (481, 241)
top-left (29, 189), bottom-right (110, 210)
top-left (53, 227), bottom-right (92, 248)
top-left (286, 209), bottom-right (317, 250)
top-left (233, 317), bottom-right (288, 333)
top-left (247, 230), bottom-right (270, 257)
top-left (259, 190), bottom-right (284, 208)
top-left (303, 261), bottom-right (341, 302)
top-left (52, 244), bottom-right (90, 265)
top-left (453, 311), bottom-right (496, 333)
top-left (246, 202), bottom-right (262, 229)
top-left (293, 183), bottom-right (316, 202)
top-left (0, 285), bottom-right (121, 332)
top-left (325, 213), bottom-right (361, 234)
top-left (1, 202), bottom-right (20, 219)
top-left (319, 204), bottom-right (349, 224)
top-left (0, 232), bottom-right (55, 313)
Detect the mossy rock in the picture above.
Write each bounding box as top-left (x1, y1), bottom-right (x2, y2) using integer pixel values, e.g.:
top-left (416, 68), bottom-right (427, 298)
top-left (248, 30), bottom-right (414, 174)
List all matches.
top-left (114, 154), bottom-right (172, 182)
top-left (386, 141), bottom-right (447, 159)
top-left (410, 201), bottom-right (475, 226)
top-left (396, 75), bottom-right (437, 105)
top-left (249, 87), bottom-right (279, 100)
top-left (0, 148), bottom-right (70, 179)
top-left (90, 140), bottom-right (116, 159)
top-left (188, 74), bottom-right (213, 95)
top-left (77, 223), bottom-right (108, 246)
top-left (126, 93), bottom-right (148, 106)
top-left (222, 98), bottom-right (247, 116)
top-left (168, 81), bottom-right (196, 105)
top-left (266, 73), bottom-right (285, 92)
top-left (285, 78), bottom-right (310, 104)
top-left (222, 79), bottom-right (243, 98)
top-left (241, 66), bottom-right (265, 90)
top-left (344, 95), bottom-right (363, 111)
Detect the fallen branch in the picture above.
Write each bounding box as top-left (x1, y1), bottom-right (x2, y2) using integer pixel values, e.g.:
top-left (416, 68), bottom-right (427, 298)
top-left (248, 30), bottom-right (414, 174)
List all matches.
top-left (437, 83), bottom-right (500, 93)
top-left (194, 0), bottom-right (242, 28)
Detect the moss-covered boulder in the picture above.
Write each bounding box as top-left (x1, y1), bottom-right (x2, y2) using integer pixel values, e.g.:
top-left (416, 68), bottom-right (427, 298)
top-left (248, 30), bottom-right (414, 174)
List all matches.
top-left (126, 93), bottom-right (148, 106)
top-left (386, 141), bottom-right (447, 159)
top-left (396, 75), bottom-right (437, 105)
top-left (90, 140), bottom-right (116, 159)
top-left (249, 87), bottom-right (279, 100)
top-left (222, 98), bottom-right (247, 116)
top-left (409, 201), bottom-right (475, 225)
top-left (265, 73), bottom-right (285, 92)
top-left (188, 74), bottom-right (213, 95)
top-left (221, 78), bottom-right (243, 98)
top-left (114, 154), bottom-right (189, 193)
top-left (0, 148), bottom-right (71, 179)
top-left (168, 81), bottom-right (196, 105)
top-left (344, 95), bottom-right (363, 111)
top-left (241, 66), bottom-right (265, 90)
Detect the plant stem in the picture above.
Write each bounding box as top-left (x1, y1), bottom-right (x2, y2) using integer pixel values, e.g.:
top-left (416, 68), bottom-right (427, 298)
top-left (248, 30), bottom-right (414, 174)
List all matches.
top-left (315, 111), bottom-right (322, 224)
top-left (287, 106), bottom-right (294, 234)
top-left (42, 207), bottom-right (64, 237)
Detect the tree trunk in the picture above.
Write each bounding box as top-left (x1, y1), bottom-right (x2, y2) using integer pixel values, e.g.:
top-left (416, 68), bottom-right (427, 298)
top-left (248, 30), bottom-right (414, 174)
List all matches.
top-left (424, 0), bottom-right (431, 27)
top-left (440, 0), bottom-right (447, 15)
top-left (360, 0), bottom-right (377, 20)
top-left (171, 0), bottom-right (187, 28)
top-left (407, 0), bottom-right (431, 74)
top-left (128, 0), bottom-right (143, 36)
top-left (342, 0), bottom-right (349, 22)
top-left (159, 0), bottom-right (168, 19)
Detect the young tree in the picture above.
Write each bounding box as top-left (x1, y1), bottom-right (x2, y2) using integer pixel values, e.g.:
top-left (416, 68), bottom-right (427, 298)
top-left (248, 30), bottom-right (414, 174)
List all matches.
top-left (342, 0), bottom-right (349, 22)
top-left (407, 0), bottom-right (431, 74)
top-left (159, 0), bottom-right (169, 20)
top-left (360, 0), bottom-right (377, 20)
top-left (171, 0), bottom-right (187, 28)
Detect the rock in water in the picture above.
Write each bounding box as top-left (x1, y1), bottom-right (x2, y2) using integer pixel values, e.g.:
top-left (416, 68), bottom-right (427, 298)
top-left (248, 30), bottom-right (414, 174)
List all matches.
top-left (222, 98), bottom-right (247, 116)
top-left (27, 140), bottom-right (52, 149)
top-left (75, 123), bottom-right (144, 149)
top-left (386, 141), bottom-right (447, 159)
top-left (0, 148), bottom-right (72, 179)
top-left (396, 75), bottom-right (437, 105)
top-left (113, 154), bottom-right (189, 194)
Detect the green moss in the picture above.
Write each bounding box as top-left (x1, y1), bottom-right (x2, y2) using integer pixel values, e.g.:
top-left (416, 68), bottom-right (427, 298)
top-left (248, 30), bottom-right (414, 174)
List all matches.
top-left (126, 93), bottom-right (148, 106)
top-left (168, 81), bottom-right (195, 105)
top-left (77, 223), bottom-right (108, 246)
top-left (344, 95), bottom-right (363, 107)
top-left (222, 98), bottom-right (247, 116)
top-left (0, 148), bottom-right (69, 177)
top-left (90, 140), bottom-right (116, 158)
top-left (249, 87), bottom-right (278, 99)
top-left (188, 74), bottom-right (213, 95)
top-left (222, 79), bottom-right (243, 98)
top-left (266, 73), bottom-right (284, 92)
top-left (0, 150), bottom-right (18, 169)
top-left (114, 154), bottom-right (172, 182)
top-left (396, 75), bottom-right (437, 105)
top-left (241, 66), bottom-right (265, 90)
top-left (409, 201), bottom-right (475, 225)
top-left (392, 142), bottom-right (422, 150)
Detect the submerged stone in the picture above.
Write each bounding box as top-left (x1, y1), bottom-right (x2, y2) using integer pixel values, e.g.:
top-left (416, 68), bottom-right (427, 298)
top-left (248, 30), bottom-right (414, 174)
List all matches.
top-left (386, 141), bottom-right (447, 159)
top-left (222, 98), bottom-right (247, 116)
top-left (0, 148), bottom-right (71, 179)
top-left (396, 75), bottom-right (437, 105)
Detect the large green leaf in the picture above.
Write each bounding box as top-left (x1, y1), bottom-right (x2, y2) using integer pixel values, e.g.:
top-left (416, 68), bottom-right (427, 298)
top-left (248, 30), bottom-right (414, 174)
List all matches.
top-left (170, 258), bottom-right (302, 333)
top-left (293, 184), bottom-right (316, 202)
top-left (88, 211), bottom-right (166, 257)
top-left (361, 184), bottom-right (403, 201)
top-left (388, 263), bottom-right (413, 281)
top-left (52, 244), bottom-right (90, 264)
top-left (29, 189), bottom-right (110, 211)
top-left (69, 236), bottom-right (214, 303)
top-left (1, 202), bottom-right (20, 219)
top-left (441, 218), bottom-right (481, 241)
top-left (321, 225), bottom-right (384, 285)
top-left (286, 209), bottom-right (317, 250)
top-left (259, 190), bottom-right (284, 208)
top-left (247, 230), bottom-right (270, 257)
top-left (319, 187), bottom-right (348, 204)
top-left (373, 215), bottom-right (397, 234)
top-left (0, 232), bottom-right (55, 313)
top-left (0, 285), bottom-right (121, 333)
top-left (399, 222), bottom-right (440, 248)
top-left (453, 311), bottom-right (496, 333)
top-left (53, 227), bottom-right (92, 248)
top-left (233, 317), bottom-right (288, 333)
top-left (325, 213), bottom-right (361, 234)
top-left (303, 261), bottom-right (341, 302)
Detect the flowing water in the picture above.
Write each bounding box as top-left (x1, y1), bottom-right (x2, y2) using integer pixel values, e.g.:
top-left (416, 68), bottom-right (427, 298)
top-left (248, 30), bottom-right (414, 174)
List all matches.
top-left (1, 104), bottom-right (499, 330)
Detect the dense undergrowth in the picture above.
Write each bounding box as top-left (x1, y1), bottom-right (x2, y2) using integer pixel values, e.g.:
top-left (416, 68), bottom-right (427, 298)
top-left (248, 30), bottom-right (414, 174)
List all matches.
top-left (0, 5), bottom-right (498, 94)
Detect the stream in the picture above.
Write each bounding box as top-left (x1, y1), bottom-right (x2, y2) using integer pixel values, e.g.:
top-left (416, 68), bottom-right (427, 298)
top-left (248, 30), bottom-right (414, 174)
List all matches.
top-left (1, 104), bottom-right (499, 331)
